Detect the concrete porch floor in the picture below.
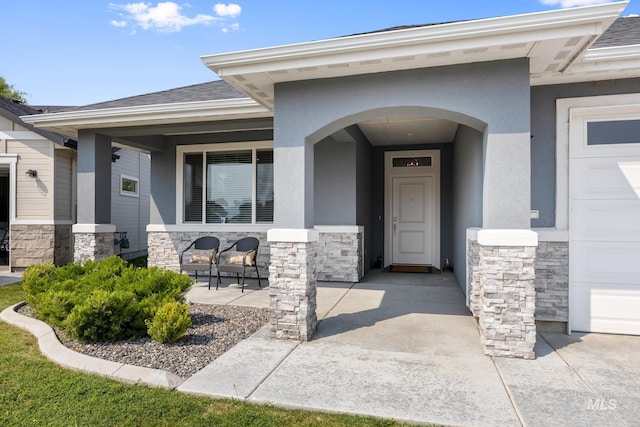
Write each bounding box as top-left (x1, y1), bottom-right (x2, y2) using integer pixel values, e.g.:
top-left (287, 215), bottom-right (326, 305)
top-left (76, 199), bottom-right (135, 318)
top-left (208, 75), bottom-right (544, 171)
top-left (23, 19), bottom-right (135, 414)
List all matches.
top-left (182, 271), bottom-right (640, 426)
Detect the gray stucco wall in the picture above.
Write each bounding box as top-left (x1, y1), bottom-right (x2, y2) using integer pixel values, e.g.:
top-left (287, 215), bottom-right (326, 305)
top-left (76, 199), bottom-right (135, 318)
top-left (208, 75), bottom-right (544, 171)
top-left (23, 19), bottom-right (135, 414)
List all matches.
top-left (274, 58), bottom-right (531, 230)
top-left (314, 136), bottom-right (356, 225)
top-left (453, 125), bottom-right (484, 290)
top-left (530, 78), bottom-right (640, 227)
top-left (354, 129), bottom-right (372, 272)
top-left (314, 126), bottom-right (373, 272)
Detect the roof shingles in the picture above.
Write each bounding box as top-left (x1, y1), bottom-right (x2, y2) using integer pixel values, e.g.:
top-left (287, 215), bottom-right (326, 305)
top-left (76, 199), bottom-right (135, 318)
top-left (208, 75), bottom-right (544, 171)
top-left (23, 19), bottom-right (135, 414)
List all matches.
top-left (67, 80), bottom-right (245, 112)
top-left (592, 16), bottom-right (640, 48)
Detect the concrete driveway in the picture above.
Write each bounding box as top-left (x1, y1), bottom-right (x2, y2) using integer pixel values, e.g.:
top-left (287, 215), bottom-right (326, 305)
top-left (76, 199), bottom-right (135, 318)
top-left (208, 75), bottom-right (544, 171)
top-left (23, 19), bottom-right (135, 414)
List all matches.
top-left (182, 271), bottom-right (640, 426)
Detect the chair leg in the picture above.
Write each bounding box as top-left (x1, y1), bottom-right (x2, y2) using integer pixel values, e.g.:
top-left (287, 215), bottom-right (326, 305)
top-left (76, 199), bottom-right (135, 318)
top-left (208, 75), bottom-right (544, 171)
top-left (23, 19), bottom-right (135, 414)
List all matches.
top-left (208, 265), bottom-right (212, 290)
top-left (216, 270), bottom-right (221, 290)
top-left (241, 267), bottom-right (246, 293)
top-left (255, 264), bottom-right (261, 287)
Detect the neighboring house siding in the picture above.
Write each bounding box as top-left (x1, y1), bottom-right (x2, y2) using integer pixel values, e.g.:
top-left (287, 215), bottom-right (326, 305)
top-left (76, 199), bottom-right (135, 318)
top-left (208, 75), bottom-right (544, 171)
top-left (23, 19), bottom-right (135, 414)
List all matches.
top-left (9, 138), bottom-right (54, 220)
top-left (0, 117), bottom-right (13, 129)
top-left (111, 148), bottom-right (150, 258)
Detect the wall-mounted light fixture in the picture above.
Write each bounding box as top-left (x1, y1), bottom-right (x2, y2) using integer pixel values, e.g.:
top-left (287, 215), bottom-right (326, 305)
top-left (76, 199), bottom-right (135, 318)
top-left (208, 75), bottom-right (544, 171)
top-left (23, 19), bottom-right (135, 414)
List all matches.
top-left (25, 169), bottom-right (37, 178)
top-left (114, 231), bottom-right (130, 249)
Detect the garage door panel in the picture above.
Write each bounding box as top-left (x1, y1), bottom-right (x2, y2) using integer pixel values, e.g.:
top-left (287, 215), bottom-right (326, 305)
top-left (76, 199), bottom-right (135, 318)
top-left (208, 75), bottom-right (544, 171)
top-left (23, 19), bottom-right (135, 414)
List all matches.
top-left (571, 242), bottom-right (640, 284)
top-left (571, 158), bottom-right (640, 200)
top-left (570, 283), bottom-right (640, 334)
top-left (569, 114), bottom-right (640, 335)
top-left (571, 199), bottom-right (640, 241)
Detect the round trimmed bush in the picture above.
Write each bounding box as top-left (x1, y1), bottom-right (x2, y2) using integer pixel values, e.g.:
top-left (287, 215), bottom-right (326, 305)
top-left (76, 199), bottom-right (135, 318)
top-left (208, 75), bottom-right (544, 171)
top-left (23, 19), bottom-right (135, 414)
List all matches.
top-left (146, 301), bottom-right (191, 343)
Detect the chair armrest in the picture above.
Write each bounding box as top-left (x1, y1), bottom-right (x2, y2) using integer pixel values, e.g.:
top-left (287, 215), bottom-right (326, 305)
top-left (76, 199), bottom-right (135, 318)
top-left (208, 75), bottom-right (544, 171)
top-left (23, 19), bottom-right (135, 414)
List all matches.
top-left (179, 241), bottom-right (197, 264)
top-left (244, 249), bottom-right (257, 266)
top-left (217, 241), bottom-right (238, 261)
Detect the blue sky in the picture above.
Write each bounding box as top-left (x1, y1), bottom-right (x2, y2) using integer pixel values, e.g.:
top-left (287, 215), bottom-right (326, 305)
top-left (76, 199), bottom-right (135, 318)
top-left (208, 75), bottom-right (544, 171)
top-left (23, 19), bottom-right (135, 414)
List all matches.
top-left (3, 0), bottom-right (638, 106)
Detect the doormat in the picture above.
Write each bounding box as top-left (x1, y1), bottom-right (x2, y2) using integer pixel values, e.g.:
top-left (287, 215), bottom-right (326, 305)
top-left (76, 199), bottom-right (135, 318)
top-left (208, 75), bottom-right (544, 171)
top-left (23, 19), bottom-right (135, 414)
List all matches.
top-left (389, 265), bottom-right (433, 273)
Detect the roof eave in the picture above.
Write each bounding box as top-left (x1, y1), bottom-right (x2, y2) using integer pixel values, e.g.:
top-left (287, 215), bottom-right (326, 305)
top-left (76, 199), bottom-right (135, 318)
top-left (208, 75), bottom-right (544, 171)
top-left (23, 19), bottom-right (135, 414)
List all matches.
top-left (202, 1), bottom-right (629, 107)
top-left (532, 43), bottom-right (640, 86)
top-left (20, 98), bottom-right (272, 136)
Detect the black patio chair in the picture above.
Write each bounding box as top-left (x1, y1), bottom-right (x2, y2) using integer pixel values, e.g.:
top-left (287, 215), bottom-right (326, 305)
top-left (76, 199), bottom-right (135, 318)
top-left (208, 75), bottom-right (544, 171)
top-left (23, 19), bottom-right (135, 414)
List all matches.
top-left (179, 236), bottom-right (220, 290)
top-left (216, 237), bottom-right (261, 292)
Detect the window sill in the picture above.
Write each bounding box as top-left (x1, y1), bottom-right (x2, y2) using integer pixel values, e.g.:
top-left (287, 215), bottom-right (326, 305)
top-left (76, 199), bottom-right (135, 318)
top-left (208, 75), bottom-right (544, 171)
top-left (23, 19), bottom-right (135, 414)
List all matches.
top-left (147, 224), bottom-right (273, 233)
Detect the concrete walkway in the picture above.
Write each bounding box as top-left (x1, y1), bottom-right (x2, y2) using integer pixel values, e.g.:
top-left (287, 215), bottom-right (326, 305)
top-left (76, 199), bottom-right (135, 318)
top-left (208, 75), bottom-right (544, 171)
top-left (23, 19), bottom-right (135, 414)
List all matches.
top-left (3, 270), bottom-right (639, 425)
top-left (181, 271), bottom-right (640, 426)
top-left (0, 270), bottom-right (22, 286)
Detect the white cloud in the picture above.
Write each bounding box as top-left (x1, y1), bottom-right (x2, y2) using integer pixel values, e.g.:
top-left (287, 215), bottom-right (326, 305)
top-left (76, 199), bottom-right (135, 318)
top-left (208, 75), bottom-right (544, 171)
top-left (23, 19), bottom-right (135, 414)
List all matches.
top-left (109, 2), bottom-right (219, 32)
top-left (221, 22), bottom-right (240, 33)
top-left (110, 19), bottom-right (128, 27)
top-left (214, 3), bottom-right (241, 18)
top-left (539, 0), bottom-right (615, 7)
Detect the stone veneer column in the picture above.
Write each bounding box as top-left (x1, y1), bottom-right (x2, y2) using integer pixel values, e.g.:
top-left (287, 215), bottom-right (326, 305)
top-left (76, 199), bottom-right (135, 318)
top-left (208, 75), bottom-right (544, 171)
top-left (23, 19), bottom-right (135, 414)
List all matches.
top-left (267, 228), bottom-right (318, 341)
top-left (73, 224), bottom-right (116, 262)
top-left (477, 229), bottom-right (537, 360)
top-left (315, 226), bottom-right (363, 282)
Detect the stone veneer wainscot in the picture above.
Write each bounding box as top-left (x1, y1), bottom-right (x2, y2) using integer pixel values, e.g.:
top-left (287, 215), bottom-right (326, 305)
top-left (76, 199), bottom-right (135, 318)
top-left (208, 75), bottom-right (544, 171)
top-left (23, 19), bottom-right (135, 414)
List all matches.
top-left (147, 226), bottom-right (363, 283)
top-left (11, 224), bottom-right (73, 268)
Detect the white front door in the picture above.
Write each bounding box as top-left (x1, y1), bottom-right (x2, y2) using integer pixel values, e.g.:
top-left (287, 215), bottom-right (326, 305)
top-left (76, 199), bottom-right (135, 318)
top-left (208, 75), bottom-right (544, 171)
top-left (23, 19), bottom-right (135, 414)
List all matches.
top-left (569, 108), bottom-right (640, 335)
top-left (392, 176), bottom-right (434, 265)
top-left (384, 150), bottom-right (440, 267)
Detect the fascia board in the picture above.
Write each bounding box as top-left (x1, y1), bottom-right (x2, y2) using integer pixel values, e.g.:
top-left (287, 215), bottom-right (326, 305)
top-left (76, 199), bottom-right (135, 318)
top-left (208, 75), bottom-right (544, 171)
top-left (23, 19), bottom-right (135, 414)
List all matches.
top-left (20, 98), bottom-right (271, 130)
top-left (202, 1), bottom-right (628, 76)
top-left (583, 44), bottom-right (640, 61)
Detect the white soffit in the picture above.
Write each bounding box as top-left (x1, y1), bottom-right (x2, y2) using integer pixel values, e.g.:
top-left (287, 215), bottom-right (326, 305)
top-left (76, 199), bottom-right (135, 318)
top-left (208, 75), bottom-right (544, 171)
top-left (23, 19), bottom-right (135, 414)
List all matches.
top-left (202, 2), bottom-right (629, 108)
top-left (531, 43), bottom-right (640, 85)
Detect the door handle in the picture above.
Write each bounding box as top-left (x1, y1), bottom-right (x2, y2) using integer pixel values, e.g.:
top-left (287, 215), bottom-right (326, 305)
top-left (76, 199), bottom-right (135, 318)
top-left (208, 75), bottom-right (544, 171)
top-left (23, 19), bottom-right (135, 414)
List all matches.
top-left (393, 222), bottom-right (397, 236)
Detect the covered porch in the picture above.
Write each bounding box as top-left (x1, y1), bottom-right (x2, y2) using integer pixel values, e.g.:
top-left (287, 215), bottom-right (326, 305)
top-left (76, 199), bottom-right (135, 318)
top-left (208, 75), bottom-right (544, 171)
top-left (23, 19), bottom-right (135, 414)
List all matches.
top-left (19, 3), bottom-right (629, 360)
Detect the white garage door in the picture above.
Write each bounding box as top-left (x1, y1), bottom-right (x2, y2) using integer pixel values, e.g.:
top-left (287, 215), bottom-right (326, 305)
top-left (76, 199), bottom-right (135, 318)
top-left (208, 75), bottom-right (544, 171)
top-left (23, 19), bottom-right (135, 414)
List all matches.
top-left (570, 116), bottom-right (640, 335)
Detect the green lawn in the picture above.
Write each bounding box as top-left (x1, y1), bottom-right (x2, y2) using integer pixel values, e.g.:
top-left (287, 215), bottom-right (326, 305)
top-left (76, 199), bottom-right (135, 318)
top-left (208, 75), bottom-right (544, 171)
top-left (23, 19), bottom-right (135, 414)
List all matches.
top-left (0, 283), bottom-right (405, 427)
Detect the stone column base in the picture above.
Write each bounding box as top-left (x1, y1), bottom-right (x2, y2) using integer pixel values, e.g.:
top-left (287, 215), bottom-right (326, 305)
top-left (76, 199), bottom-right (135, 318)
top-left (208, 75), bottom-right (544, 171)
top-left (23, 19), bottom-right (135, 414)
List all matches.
top-left (73, 224), bottom-right (116, 262)
top-left (267, 228), bottom-right (318, 341)
top-left (477, 229), bottom-right (538, 360)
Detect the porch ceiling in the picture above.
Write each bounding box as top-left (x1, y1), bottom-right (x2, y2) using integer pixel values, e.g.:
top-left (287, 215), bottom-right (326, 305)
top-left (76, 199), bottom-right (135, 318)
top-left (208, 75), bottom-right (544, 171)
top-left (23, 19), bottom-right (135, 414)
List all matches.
top-left (202, 2), bottom-right (628, 109)
top-left (358, 116), bottom-right (459, 146)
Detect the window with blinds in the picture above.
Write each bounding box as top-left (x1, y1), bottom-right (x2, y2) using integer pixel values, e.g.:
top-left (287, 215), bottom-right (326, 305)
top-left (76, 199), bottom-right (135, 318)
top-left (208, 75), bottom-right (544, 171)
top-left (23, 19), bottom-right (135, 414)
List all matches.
top-left (206, 150), bottom-right (252, 224)
top-left (182, 147), bottom-right (273, 224)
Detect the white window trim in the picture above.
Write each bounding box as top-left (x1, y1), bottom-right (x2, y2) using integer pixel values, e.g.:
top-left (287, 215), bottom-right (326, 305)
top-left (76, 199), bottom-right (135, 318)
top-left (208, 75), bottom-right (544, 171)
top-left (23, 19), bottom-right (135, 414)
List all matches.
top-left (176, 141), bottom-right (274, 226)
top-left (0, 154), bottom-right (17, 224)
top-left (120, 174), bottom-right (140, 198)
top-left (556, 93), bottom-right (640, 231)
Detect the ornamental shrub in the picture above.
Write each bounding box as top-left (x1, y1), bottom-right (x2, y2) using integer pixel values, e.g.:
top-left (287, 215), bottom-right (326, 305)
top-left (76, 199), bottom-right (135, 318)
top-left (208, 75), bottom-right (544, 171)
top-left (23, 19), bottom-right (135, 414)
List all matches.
top-left (65, 289), bottom-right (141, 342)
top-left (22, 256), bottom-right (193, 342)
top-left (22, 263), bottom-right (57, 307)
top-left (146, 301), bottom-right (192, 343)
top-left (36, 289), bottom-right (79, 327)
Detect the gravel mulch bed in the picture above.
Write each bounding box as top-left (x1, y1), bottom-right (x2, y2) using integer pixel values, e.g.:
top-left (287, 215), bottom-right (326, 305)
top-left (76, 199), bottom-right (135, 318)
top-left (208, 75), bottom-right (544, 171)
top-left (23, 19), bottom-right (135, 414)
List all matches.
top-left (18, 303), bottom-right (269, 378)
